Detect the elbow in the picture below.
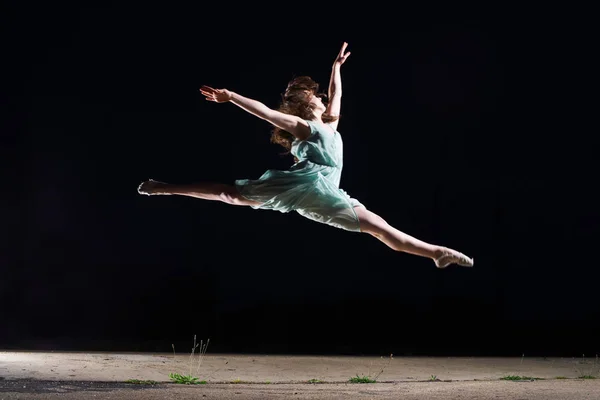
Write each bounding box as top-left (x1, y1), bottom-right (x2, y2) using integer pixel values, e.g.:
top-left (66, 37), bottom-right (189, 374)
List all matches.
top-left (261, 109), bottom-right (279, 123)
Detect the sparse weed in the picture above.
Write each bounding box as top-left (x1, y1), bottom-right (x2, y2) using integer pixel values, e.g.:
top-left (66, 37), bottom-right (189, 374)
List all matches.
top-left (168, 372), bottom-right (207, 385)
top-left (125, 379), bottom-right (158, 385)
top-left (349, 374), bottom-right (376, 383)
top-left (169, 335), bottom-right (210, 384)
top-left (574, 354), bottom-right (599, 379)
top-left (349, 353), bottom-right (393, 383)
top-left (500, 375), bottom-right (543, 381)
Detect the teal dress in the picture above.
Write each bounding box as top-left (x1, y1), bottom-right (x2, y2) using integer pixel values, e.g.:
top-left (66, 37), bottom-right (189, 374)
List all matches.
top-left (235, 119), bottom-right (363, 232)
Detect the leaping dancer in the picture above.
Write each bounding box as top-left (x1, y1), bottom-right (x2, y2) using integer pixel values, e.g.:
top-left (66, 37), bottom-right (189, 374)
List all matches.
top-left (138, 42), bottom-right (474, 269)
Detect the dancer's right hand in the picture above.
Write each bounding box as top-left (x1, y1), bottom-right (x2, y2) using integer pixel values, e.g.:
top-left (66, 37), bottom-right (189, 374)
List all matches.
top-left (199, 85), bottom-right (233, 103)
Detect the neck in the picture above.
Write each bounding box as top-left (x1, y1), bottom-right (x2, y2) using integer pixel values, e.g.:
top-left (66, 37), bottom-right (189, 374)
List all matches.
top-left (311, 112), bottom-right (324, 121)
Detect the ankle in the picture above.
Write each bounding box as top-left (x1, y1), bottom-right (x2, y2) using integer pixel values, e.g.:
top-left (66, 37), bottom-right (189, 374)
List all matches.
top-left (433, 247), bottom-right (447, 260)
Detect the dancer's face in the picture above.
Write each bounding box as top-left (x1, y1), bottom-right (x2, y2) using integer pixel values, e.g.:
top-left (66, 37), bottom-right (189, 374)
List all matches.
top-left (308, 93), bottom-right (327, 114)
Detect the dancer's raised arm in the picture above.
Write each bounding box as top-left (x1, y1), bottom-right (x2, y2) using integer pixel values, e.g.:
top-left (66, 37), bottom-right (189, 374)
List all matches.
top-left (199, 85), bottom-right (311, 140)
top-left (326, 42), bottom-right (351, 131)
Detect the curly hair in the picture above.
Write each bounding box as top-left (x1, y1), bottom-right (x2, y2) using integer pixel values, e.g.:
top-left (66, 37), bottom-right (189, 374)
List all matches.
top-left (270, 76), bottom-right (339, 156)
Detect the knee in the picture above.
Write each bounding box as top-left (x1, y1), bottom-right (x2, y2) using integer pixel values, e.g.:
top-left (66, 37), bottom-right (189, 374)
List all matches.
top-left (356, 208), bottom-right (389, 235)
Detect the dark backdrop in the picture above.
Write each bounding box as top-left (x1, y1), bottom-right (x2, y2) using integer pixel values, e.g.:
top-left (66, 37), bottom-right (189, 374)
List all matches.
top-left (3, 4), bottom-right (597, 357)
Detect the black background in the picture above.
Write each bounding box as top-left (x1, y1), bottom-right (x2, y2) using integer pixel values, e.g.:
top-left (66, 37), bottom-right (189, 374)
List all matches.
top-left (3, 4), bottom-right (597, 357)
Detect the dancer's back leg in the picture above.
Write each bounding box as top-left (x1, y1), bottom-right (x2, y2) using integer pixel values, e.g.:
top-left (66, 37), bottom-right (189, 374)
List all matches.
top-left (137, 179), bottom-right (262, 207)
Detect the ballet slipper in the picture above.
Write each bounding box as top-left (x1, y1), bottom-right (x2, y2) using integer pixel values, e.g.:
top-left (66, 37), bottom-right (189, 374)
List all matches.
top-left (434, 250), bottom-right (474, 268)
top-left (137, 179), bottom-right (170, 195)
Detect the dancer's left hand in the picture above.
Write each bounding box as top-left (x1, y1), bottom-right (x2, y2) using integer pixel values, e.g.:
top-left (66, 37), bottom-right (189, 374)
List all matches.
top-left (199, 85), bottom-right (233, 103)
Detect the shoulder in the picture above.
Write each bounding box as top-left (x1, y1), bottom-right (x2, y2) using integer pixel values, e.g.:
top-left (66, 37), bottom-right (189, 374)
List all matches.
top-left (303, 119), bottom-right (321, 136)
top-left (287, 117), bottom-right (312, 141)
top-left (293, 120), bottom-right (320, 144)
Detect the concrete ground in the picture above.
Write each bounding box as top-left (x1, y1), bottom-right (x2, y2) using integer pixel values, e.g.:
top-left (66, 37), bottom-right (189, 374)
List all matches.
top-left (1, 351), bottom-right (599, 399)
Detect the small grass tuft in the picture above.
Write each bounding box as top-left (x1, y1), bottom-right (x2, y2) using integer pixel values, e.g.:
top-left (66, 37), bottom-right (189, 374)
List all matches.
top-left (169, 372), bottom-right (207, 385)
top-left (169, 335), bottom-right (210, 385)
top-left (500, 375), bottom-right (543, 381)
top-left (348, 353), bottom-right (393, 384)
top-left (349, 374), bottom-right (376, 383)
top-left (574, 354), bottom-right (600, 379)
top-left (125, 379), bottom-right (158, 385)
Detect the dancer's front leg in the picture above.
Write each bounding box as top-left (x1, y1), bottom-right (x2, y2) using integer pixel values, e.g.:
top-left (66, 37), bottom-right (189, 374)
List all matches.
top-left (137, 179), bottom-right (262, 207)
top-left (354, 206), bottom-right (473, 268)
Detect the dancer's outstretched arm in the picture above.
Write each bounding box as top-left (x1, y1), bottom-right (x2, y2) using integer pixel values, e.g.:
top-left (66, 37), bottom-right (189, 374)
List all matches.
top-left (199, 86), bottom-right (311, 141)
top-left (326, 42), bottom-right (351, 130)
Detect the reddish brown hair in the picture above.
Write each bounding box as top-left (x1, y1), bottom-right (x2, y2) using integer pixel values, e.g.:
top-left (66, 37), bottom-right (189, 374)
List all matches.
top-left (270, 76), bottom-right (339, 155)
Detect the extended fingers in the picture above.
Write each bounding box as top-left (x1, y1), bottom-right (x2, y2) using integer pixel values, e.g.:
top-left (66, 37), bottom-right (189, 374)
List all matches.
top-left (201, 85), bottom-right (222, 95)
top-left (200, 87), bottom-right (219, 101)
top-left (199, 85), bottom-right (215, 95)
top-left (200, 86), bottom-right (225, 102)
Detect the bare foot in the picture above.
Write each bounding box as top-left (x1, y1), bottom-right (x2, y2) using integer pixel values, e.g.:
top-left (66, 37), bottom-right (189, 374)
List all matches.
top-left (137, 179), bottom-right (170, 195)
top-left (434, 247), bottom-right (474, 268)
